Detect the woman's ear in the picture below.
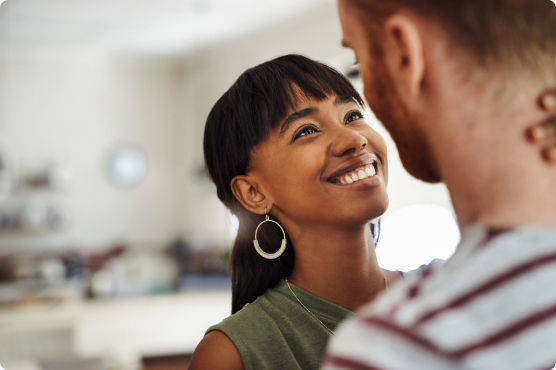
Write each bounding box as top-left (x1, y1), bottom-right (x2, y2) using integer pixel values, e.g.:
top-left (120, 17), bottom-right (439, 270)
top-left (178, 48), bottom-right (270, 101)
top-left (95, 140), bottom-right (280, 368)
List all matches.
top-left (230, 175), bottom-right (269, 215)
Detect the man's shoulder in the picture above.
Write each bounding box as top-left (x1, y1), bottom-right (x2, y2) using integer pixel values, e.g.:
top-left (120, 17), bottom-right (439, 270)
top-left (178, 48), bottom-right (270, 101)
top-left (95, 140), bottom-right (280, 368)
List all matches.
top-left (365, 226), bottom-right (556, 327)
top-left (324, 226), bottom-right (556, 370)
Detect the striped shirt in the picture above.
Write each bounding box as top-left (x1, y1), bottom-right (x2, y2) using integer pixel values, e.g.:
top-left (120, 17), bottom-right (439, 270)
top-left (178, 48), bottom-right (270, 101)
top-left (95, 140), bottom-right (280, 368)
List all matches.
top-left (323, 226), bottom-right (556, 370)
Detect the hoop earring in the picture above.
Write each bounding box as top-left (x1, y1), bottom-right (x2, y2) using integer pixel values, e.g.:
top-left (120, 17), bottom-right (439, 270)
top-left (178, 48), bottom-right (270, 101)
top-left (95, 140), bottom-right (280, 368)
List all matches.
top-left (253, 208), bottom-right (287, 259)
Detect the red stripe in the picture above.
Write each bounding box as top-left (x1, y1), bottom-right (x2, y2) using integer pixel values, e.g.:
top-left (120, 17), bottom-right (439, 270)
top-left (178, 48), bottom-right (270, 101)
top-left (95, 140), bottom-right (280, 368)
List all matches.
top-left (416, 252), bottom-right (556, 325)
top-left (398, 227), bottom-right (512, 319)
top-left (405, 227), bottom-right (511, 318)
top-left (361, 316), bottom-right (449, 357)
top-left (453, 302), bottom-right (556, 358)
top-left (325, 355), bottom-right (384, 370)
top-left (363, 303), bottom-right (556, 361)
top-left (389, 267), bottom-right (432, 317)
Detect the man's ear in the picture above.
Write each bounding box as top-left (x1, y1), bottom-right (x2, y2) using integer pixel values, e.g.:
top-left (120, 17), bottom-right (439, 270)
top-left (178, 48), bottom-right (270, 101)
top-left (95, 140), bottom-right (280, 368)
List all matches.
top-left (230, 175), bottom-right (270, 215)
top-left (383, 13), bottom-right (425, 99)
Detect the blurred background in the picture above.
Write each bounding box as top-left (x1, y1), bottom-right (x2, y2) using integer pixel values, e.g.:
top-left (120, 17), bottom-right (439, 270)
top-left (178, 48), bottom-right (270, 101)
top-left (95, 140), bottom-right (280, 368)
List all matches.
top-left (0, 0), bottom-right (459, 369)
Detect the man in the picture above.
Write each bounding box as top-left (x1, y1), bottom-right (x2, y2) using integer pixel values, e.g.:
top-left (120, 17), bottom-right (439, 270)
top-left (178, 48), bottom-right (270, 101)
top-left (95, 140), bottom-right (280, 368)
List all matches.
top-left (324, 0), bottom-right (556, 369)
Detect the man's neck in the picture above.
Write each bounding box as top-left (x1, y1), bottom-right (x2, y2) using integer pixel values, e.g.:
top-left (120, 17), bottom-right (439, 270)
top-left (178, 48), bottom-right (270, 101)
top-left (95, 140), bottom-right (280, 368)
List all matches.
top-left (429, 84), bottom-right (556, 229)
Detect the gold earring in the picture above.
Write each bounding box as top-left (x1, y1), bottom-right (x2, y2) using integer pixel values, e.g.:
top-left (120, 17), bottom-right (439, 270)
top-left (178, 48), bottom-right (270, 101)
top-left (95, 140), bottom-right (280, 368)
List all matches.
top-left (253, 207), bottom-right (287, 259)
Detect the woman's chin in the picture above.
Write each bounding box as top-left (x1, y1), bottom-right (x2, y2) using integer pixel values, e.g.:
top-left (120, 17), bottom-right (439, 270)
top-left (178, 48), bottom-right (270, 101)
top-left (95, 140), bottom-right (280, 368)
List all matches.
top-left (326, 178), bottom-right (389, 217)
top-left (335, 199), bottom-right (389, 227)
top-left (363, 194), bottom-right (389, 222)
top-left (363, 200), bottom-right (388, 223)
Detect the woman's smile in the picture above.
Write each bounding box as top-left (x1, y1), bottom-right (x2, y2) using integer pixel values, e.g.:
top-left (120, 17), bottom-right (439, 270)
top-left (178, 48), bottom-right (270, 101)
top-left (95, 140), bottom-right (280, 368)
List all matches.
top-left (326, 152), bottom-right (383, 190)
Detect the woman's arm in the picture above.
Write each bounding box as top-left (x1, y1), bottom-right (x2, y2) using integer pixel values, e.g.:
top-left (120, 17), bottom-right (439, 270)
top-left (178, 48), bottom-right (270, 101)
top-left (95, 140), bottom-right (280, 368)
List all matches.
top-left (188, 330), bottom-right (244, 370)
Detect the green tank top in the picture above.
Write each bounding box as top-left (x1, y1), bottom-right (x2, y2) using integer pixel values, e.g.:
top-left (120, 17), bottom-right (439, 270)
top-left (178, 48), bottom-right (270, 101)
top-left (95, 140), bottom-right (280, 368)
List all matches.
top-left (206, 280), bottom-right (352, 370)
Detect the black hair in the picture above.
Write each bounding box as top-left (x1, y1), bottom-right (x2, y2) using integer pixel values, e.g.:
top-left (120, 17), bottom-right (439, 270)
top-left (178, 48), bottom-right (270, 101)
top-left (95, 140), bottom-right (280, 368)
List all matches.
top-left (203, 54), bottom-right (365, 314)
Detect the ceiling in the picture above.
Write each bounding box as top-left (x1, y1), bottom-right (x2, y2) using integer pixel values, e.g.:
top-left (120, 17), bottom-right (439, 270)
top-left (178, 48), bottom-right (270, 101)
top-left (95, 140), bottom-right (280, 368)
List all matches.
top-left (0, 0), bottom-right (330, 58)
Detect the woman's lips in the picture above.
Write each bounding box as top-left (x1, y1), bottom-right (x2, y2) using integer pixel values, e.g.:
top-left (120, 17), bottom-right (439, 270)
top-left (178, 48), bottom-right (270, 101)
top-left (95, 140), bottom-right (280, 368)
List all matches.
top-left (332, 163), bottom-right (377, 185)
top-left (327, 152), bottom-right (379, 182)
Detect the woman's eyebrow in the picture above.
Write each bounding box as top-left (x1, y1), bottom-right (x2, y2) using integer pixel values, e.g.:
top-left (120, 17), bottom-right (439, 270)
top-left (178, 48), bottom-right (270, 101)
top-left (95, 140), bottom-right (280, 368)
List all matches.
top-left (280, 107), bottom-right (317, 135)
top-left (334, 96), bottom-right (354, 106)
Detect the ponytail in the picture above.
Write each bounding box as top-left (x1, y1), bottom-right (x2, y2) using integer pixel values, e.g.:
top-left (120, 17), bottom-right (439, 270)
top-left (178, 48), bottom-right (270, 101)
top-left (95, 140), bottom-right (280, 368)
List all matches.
top-left (230, 208), bottom-right (294, 313)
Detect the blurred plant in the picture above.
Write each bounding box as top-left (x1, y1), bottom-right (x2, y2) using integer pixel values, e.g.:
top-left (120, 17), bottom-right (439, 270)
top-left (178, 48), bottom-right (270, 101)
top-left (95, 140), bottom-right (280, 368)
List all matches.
top-left (219, 249), bottom-right (231, 273)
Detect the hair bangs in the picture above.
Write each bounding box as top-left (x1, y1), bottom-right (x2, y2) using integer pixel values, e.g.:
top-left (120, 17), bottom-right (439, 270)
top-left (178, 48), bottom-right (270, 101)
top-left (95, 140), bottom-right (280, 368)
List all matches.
top-left (244, 54), bottom-right (365, 140)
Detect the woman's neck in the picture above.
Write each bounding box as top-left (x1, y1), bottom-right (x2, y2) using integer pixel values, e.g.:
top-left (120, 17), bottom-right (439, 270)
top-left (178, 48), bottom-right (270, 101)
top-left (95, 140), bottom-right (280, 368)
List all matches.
top-left (287, 223), bottom-right (385, 312)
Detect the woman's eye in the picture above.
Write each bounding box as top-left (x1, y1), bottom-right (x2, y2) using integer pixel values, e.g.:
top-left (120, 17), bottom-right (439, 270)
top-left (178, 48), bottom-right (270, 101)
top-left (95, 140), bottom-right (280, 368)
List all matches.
top-left (293, 125), bottom-right (318, 141)
top-left (345, 110), bottom-right (364, 124)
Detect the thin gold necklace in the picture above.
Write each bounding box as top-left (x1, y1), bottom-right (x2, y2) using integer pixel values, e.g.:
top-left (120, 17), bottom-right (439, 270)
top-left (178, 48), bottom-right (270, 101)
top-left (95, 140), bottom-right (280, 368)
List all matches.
top-left (285, 276), bottom-right (389, 336)
top-left (286, 278), bottom-right (335, 335)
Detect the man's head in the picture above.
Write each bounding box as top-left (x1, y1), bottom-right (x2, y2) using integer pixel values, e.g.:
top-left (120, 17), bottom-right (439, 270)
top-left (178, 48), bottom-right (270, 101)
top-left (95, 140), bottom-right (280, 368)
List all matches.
top-left (338, 0), bottom-right (556, 183)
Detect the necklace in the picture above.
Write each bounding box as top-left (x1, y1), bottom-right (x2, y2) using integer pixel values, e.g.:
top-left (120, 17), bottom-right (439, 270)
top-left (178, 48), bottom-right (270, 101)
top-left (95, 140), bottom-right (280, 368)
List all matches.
top-left (285, 278), bottom-right (335, 335)
top-left (285, 275), bottom-right (389, 336)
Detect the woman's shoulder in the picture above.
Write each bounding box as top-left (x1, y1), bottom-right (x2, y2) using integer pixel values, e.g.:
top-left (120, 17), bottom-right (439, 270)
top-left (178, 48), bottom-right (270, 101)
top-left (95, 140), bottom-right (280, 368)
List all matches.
top-left (189, 300), bottom-right (268, 370)
top-left (201, 284), bottom-right (299, 369)
top-left (207, 293), bottom-right (277, 339)
top-left (189, 330), bottom-right (244, 370)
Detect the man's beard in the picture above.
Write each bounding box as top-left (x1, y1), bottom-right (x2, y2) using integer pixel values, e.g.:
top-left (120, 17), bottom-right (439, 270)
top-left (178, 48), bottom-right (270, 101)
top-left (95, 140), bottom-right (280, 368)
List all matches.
top-left (362, 58), bottom-right (442, 183)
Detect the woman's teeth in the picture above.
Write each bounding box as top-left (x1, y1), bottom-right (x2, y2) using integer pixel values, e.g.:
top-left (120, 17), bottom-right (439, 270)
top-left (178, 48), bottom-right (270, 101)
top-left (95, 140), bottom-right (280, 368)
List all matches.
top-left (337, 164), bottom-right (376, 185)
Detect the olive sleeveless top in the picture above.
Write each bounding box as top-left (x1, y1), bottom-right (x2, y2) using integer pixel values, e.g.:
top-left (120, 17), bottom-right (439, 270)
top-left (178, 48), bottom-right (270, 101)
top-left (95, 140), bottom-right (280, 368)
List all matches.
top-left (207, 280), bottom-right (352, 370)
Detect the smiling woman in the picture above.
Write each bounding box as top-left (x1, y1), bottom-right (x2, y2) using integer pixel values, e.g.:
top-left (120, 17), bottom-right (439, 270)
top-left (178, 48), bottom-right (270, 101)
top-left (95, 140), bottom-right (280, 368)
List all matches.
top-left (188, 55), bottom-right (393, 370)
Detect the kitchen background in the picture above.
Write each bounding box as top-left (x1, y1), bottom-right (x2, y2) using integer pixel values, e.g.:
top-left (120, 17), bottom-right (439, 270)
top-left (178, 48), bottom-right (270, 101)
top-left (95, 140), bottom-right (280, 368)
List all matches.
top-left (0, 0), bottom-right (460, 369)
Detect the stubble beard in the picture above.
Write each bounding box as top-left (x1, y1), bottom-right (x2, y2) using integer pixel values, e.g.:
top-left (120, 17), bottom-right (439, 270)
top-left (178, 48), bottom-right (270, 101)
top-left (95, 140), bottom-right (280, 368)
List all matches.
top-left (362, 57), bottom-right (442, 184)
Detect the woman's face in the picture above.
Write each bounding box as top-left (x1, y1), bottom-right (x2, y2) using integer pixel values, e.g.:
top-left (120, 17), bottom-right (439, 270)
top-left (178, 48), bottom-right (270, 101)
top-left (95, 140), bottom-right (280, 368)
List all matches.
top-left (249, 94), bottom-right (389, 230)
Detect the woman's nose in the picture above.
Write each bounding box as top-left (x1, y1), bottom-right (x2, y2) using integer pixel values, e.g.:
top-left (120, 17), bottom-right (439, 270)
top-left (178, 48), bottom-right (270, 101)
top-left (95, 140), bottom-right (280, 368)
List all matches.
top-left (331, 127), bottom-right (369, 157)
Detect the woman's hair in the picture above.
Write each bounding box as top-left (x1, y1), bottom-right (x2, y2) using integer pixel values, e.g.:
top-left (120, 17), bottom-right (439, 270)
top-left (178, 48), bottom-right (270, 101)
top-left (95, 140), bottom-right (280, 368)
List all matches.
top-left (203, 54), bottom-right (365, 314)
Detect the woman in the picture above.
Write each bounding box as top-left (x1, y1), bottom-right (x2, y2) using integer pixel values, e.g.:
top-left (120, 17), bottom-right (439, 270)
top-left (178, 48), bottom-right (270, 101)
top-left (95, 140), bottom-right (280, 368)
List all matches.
top-left (189, 54), bottom-right (394, 370)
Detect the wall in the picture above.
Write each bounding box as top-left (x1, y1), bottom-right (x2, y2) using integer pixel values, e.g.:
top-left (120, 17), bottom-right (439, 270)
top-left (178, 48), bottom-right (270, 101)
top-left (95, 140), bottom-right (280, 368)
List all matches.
top-left (0, 55), bottom-right (184, 252)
